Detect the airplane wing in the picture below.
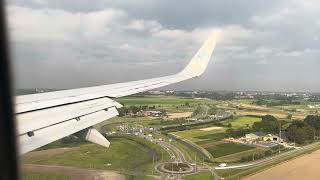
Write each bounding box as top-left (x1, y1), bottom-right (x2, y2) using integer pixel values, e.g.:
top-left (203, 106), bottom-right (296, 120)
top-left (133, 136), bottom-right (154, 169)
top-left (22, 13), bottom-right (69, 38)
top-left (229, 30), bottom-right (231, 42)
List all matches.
top-left (15, 32), bottom-right (219, 154)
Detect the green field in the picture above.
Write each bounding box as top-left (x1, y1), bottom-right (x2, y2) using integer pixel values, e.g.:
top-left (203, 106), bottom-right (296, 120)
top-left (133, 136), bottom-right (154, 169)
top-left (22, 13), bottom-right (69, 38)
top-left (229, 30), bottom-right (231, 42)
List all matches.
top-left (183, 171), bottom-right (214, 180)
top-left (215, 148), bottom-right (267, 163)
top-left (225, 116), bottom-right (261, 128)
top-left (171, 127), bottom-right (257, 161)
top-left (117, 96), bottom-right (214, 106)
top-left (196, 132), bottom-right (226, 141)
top-left (22, 172), bottom-right (71, 180)
top-left (205, 142), bottom-right (254, 158)
top-left (172, 128), bottom-right (225, 140)
top-left (33, 136), bottom-right (169, 176)
top-left (196, 137), bottom-right (266, 163)
top-left (116, 96), bottom-right (218, 112)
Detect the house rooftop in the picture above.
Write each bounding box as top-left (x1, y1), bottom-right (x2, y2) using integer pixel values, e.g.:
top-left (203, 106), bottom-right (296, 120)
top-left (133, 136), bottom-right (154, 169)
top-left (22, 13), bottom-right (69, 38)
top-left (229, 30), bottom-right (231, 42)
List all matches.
top-left (252, 131), bottom-right (267, 137)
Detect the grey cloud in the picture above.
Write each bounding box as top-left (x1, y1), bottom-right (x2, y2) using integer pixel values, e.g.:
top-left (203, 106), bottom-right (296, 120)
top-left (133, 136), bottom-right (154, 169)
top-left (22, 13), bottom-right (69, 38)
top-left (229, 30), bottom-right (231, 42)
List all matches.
top-left (6, 0), bottom-right (320, 91)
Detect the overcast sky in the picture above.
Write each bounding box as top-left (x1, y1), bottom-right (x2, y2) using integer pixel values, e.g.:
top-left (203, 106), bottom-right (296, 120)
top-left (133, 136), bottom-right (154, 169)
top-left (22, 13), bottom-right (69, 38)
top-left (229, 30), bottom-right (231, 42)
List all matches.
top-left (6, 0), bottom-right (320, 92)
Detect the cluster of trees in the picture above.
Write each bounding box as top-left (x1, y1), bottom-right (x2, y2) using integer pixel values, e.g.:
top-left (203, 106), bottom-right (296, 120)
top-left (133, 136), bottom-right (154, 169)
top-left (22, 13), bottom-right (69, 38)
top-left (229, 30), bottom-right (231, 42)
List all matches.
top-left (175, 91), bottom-right (238, 100)
top-left (252, 115), bottom-right (280, 134)
top-left (304, 115), bottom-right (320, 135)
top-left (251, 114), bottom-right (320, 144)
top-left (254, 99), bottom-right (300, 106)
top-left (117, 105), bottom-right (159, 116)
top-left (196, 92), bottom-right (237, 100)
top-left (192, 105), bottom-right (218, 118)
top-left (286, 121), bottom-right (314, 144)
top-left (286, 115), bottom-right (320, 144)
top-left (225, 115), bottom-right (280, 138)
top-left (309, 95), bottom-right (320, 102)
top-left (149, 118), bottom-right (187, 126)
top-left (226, 114), bottom-right (320, 145)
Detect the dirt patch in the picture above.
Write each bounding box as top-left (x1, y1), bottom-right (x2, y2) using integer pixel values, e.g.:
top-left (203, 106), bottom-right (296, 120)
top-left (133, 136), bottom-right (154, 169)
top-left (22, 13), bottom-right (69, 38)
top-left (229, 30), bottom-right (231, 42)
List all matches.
top-left (200, 126), bottom-right (223, 131)
top-left (23, 164), bottom-right (125, 180)
top-left (167, 112), bottom-right (193, 119)
top-left (236, 111), bottom-right (288, 119)
top-left (21, 147), bottom-right (78, 163)
top-left (236, 111), bottom-right (306, 120)
top-left (245, 149), bottom-right (320, 180)
top-left (237, 103), bottom-right (269, 111)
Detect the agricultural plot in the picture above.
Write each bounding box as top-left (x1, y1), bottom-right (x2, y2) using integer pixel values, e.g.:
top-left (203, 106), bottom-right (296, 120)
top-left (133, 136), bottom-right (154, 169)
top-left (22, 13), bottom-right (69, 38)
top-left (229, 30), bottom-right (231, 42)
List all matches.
top-left (194, 133), bottom-right (226, 148)
top-left (117, 96), bottom-right (218, 112)
top-left (204, 142), bottom-right (254, 158)
top-left (224, 116), bottom-right (261, 128)
top-left (215, 148), bottom-right (267, 162)
top-left (172, 128), bottom-right (225, 142)
top-left (172, 126), bottom-right (257, 162)
top-left (196, 132), bottom-right (226, 141)
top-left (117, 96), bottom-right (215, 106)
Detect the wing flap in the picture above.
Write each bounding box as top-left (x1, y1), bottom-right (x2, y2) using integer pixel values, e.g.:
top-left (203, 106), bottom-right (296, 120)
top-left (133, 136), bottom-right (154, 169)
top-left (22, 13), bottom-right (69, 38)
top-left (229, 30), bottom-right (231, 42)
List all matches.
top-left (17, 97), bottom-right (122, 135)
top-left (19, 106), bottom-right (119, 154)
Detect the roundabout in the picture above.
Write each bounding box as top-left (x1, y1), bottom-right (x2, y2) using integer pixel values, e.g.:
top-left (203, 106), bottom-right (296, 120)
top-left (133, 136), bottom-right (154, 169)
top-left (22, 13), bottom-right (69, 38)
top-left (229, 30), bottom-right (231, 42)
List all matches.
top-left (156, 162), bottom-right (195, 174)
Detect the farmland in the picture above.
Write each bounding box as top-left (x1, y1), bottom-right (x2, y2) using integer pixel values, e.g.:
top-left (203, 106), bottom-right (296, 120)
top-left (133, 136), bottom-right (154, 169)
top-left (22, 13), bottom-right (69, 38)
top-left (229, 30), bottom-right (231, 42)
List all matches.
top-left (204, 142), bottom-right (254, 158)
top-left (223, 116), bottom-right (261, 128)
top-left (172, 126), bottom-right (259, 162)
top-left (173, 129), bottom-right (224, 139)
top-left (21, 93), bottom-right (320, 180)
top-left (117, 96), bottom-right (218, 112)
top-left (117, 96), bottom-right (216, 106)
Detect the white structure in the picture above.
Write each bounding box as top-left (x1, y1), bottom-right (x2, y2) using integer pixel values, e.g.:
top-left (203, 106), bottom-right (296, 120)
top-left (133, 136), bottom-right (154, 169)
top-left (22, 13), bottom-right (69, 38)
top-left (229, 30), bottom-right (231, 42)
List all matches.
top-left (15, 32), bottom-right (219, 154)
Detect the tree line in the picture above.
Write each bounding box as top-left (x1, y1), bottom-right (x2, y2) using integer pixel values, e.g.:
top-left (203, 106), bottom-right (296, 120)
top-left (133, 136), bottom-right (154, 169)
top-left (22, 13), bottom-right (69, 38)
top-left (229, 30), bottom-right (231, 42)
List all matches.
top-left (226, 115), bottom-right (320, 144)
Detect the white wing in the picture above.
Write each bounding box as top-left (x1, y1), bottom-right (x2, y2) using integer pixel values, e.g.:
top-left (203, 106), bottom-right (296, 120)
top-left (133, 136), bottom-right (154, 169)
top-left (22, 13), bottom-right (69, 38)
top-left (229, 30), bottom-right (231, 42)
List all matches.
top-left (16, 32), bottom-right (219, 154)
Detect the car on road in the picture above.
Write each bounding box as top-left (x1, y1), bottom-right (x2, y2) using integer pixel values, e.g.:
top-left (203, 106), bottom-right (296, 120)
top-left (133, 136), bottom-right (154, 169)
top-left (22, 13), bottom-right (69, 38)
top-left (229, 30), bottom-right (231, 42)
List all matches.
top-left (218, 163), bottom-right (227, 167)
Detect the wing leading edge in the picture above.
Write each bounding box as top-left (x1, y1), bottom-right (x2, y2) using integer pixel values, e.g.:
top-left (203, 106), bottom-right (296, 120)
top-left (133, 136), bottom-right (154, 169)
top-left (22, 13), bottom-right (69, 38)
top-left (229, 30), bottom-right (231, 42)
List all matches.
top-left (16, 32), bottom-right (219, 154)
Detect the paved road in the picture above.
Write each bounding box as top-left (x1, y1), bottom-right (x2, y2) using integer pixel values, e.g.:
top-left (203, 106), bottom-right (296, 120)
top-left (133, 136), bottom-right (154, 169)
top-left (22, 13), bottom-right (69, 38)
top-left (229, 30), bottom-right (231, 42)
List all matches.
top-left (215, 142), bottom-right (320, 170)
top-left (145, 135), bottom-right (216, 180)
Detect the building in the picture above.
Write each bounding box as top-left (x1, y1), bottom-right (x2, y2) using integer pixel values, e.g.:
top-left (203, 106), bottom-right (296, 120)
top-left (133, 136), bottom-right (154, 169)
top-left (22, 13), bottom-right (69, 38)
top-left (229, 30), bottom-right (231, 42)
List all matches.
top-left (148, 90), bottom-right (165, 95)
top-left (141, 110), bottom-right (163, 117)
top-left (245, 132), bottom-right (266, 141)
top-left (147, 110), bottom-right (162, 117)
top-left (262, 134), bottom-right (280, 142)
